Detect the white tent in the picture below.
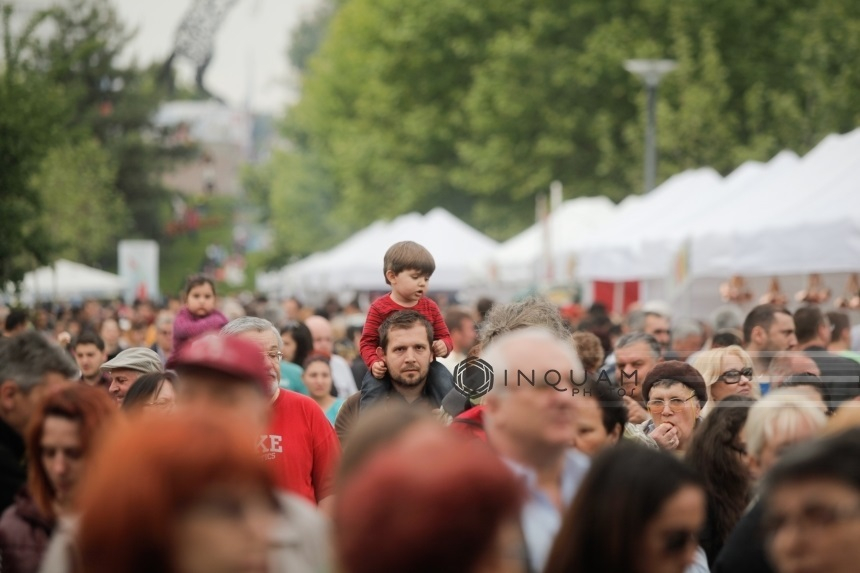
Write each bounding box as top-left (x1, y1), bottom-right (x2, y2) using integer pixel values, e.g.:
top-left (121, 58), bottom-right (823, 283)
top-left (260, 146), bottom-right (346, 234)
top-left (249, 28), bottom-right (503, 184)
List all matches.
top-left (9, 260), bottom-right (126, 303)
top-left (478, 196), bottom-right (618, 286)
top-left (576, 167), bottom-right (723, 281)
top-left (268, 208), bottom-right (499, 299)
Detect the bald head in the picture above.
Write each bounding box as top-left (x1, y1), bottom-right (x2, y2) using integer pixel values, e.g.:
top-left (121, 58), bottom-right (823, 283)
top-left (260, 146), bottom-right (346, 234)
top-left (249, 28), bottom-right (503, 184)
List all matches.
top-left (305, 315), bottom-right (334, 356)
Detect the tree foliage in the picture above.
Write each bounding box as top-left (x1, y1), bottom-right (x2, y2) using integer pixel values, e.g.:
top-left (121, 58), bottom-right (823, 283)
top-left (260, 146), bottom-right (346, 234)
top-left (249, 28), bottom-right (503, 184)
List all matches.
top-left (266, 0), bottom-right (860, 249)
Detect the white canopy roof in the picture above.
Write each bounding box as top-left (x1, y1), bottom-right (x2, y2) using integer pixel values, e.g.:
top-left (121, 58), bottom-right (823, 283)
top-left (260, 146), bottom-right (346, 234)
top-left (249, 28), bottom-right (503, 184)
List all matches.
top-left (8, 260), bottom-right (126, 303)
top-left (480, 196), bottom-right (618, 285)
top-left (269, 208), bottom-right (499, 297)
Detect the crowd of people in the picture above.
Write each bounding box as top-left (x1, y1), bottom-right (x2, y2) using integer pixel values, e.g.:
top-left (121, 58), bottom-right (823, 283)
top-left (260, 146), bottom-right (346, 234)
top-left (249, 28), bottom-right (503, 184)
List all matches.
top-left (1, 242), bottom-right (860, 573)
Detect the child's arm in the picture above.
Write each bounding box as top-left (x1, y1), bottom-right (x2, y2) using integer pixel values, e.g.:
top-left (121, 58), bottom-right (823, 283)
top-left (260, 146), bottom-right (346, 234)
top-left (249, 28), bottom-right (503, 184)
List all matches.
top-left (423, 299), bottom-right (453, 357)
top-left (359, 302), bottom-right (386, 369)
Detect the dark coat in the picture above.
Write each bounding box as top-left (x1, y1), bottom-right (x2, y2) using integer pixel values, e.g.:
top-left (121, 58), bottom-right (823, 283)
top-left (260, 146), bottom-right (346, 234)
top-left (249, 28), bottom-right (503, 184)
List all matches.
top-left (0, 489), bottom-right (54, 573)
top-left (712, 501), bottom-right (774, 573)
top-left (0, 418), bottom-right (26, 514)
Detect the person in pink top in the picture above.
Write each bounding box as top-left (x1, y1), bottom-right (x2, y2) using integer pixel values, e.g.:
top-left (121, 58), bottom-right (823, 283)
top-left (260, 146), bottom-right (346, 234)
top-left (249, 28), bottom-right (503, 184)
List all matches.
top-left (359, 241), bottom-right (453, 408)
top-left (171, 274), bottom-right (229, 358)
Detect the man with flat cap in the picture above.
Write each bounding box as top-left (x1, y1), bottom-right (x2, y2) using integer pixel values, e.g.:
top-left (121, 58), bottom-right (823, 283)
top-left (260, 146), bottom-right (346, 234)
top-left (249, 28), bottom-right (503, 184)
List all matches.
top-left (99, 347), bottom-right (163, 407)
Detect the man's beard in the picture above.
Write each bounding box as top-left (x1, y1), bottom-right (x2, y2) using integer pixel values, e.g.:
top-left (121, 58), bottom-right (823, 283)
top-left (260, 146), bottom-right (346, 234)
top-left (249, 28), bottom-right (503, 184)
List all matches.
top-left (391, 368), bottom-right (427, 388)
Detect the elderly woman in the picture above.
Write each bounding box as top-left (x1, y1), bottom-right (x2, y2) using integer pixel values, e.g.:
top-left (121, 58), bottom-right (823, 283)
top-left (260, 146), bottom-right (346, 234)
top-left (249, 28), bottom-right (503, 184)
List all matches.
top-left (694, 345), bottom-right (757, 417)
top-left (0, 385), bottom-right (115, 573)
top-left (711, 389), bottom-right (828, 573)
top-left (640, 361), bottom-right (708, 454)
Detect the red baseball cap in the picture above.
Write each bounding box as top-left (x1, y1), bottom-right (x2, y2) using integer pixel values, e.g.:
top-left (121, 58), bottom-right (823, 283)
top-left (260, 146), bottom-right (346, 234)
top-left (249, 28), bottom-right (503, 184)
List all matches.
top-left (167, 334), bottom-right (272, 395)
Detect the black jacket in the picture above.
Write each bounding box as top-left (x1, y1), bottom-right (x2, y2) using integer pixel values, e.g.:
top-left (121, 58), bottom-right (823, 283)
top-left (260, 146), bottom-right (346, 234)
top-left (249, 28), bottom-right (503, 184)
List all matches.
top-left (712, 501), bottom-right (774, 573)
top-left (0, 418), bottom-right (26, 514)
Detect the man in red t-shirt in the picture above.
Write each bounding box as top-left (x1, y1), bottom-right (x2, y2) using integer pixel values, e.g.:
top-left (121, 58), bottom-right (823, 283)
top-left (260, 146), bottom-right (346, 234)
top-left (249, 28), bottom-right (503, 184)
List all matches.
top-left (171, 318), bottom-right (340, 512)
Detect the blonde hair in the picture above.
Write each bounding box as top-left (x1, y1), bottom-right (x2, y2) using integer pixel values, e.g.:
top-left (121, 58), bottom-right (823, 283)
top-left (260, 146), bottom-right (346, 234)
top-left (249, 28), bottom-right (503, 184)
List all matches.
top-left (744, 389), bottom-right (827, 459)
top-left (694, 345), bottom-right (758, 416)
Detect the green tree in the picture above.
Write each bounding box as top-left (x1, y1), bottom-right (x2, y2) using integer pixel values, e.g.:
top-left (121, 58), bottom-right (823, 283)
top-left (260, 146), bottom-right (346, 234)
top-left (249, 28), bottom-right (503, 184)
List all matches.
top-left (0, 2), bottom-right (68, 285)
top-left (31, 138), bottom-right (129, 264)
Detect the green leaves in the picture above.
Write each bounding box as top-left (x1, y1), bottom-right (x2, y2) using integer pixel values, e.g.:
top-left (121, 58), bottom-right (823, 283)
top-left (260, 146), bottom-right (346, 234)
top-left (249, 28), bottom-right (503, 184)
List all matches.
top-left (267, 0), bottom-right (860, 253)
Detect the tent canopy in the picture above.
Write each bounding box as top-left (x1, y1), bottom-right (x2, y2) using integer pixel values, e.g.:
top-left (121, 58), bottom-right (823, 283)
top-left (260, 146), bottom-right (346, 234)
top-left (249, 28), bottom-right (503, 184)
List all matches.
top-left (7, 260), bottom-right (126, 303)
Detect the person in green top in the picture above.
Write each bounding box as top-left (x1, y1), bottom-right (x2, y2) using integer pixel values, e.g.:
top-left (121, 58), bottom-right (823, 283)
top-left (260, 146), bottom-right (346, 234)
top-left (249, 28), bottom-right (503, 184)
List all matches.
top-left (279, 321), bottom-right (314, 395)
top-left (302, 354), bottom-right (345, 426)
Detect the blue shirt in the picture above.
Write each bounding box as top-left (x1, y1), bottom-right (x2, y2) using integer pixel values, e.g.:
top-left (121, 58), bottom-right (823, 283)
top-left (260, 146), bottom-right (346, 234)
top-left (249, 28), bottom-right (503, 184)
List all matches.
top-left (503, 449), bottom-right (591, 573)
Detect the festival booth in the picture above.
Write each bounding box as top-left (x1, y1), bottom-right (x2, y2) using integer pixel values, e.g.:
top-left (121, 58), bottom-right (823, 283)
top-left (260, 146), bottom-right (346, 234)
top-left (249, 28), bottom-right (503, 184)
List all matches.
top-left (476, 196), bottom-right (618, 288)
top-left (7, 260), bottom-right (127, 304)
top-left (263, 208), bottom-right (498, 304)
top-left (575, 127), bottom-right (860, 318)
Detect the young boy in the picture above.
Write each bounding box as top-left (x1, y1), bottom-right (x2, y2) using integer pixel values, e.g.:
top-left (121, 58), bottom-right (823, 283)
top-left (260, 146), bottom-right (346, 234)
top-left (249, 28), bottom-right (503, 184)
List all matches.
top-left (359, 241), bottom-right (453, 378)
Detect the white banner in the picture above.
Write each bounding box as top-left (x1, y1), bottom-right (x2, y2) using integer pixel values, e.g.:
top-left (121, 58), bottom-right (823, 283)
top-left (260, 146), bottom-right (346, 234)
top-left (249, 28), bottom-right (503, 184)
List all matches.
top-left (118, 240), bottom-right (160, 303)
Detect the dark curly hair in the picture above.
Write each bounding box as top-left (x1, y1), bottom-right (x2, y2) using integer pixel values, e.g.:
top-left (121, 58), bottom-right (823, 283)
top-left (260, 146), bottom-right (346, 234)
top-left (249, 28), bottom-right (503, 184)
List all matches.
top-left (685, 394), bottom-right (756, 564)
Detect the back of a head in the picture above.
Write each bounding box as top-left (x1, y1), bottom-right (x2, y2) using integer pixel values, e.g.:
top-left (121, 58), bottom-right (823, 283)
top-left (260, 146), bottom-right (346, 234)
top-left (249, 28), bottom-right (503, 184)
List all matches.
top-left (744, 388), bottom-right (828, 461)
top-left (5, 309), bottom-right (29, 333)
top-left (545, 443), bottom-right (702, 573)
top-left (826, 311), bottom-right (850, 344)
top-left (477, 297), bottom-right (569, 351)
top-left (335, 426), bottom-right (523, 573)
top-left (0, 331), bottom-right (79, 391)
top-left (572, 331), bottom-right (605, 373)
top-left (793, 305), bottom-right (824, 345)
top-left (710, 305), bottom-right (744, 332)
top-left (77, 410), bottom-right (272, 573)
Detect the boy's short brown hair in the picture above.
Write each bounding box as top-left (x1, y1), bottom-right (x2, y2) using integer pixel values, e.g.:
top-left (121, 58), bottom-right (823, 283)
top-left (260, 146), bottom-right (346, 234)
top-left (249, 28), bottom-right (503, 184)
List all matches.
top-left (383, 241), bottom-right (435, 285)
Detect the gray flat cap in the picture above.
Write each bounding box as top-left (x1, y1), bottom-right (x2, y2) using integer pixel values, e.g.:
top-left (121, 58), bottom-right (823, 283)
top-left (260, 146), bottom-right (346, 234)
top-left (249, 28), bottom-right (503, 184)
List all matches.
top-left (100, 347), bottom-right (163, 374)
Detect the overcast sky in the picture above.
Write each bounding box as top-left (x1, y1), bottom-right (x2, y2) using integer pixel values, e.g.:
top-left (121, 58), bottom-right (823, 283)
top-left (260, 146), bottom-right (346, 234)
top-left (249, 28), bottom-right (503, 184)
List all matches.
top-left (9, 0), bottom-right (322, 114)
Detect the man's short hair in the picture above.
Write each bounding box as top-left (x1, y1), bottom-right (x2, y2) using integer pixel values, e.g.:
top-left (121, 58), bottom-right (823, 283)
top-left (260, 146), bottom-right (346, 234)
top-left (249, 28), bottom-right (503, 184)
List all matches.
top-left (615, 332), bottom-right (661, 360)
top-left (0, 332), bottom-right (79, 391)
top-left (827, 311), bottom-right (850, 344)
top-left (672, 318), bottom-right (704, 341)
top-left (220, 316), bottom-right (281, 350)
top-left (793, 306), bottom-right (825, 345)
top-left (71, 330), bottom-right (105, 353)
top-left (378, 311), bottom-right (433, 351)
top-left (743, 304), bottom-right (792, 345)
top-left (5, 309), bottom-right (29, 333)
top-left (383, 241), bottom-right (435, 285)
top-left (477, 297), bottom-right (569, 351)
top-left (710, 305), bottom-right (744, 331)
top-left (444, 308), bottom-right (473, 333)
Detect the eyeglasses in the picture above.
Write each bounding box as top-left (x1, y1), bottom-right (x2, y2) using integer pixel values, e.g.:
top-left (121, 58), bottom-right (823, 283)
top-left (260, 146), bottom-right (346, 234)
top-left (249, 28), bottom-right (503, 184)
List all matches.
top-left (647, 392), bottom-right (697, 413)
top-left (263, 351), bottom-right (283, 362)
top-left (717, 368), bottom-right (754, 384)
top-left (763, 503), bottom-right (860, 540)
top-left (663, 529), bottom-right (699, 555)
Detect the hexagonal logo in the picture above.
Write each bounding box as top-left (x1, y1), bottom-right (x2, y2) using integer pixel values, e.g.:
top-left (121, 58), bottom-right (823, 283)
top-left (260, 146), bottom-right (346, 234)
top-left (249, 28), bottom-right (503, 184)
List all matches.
top-left (452, 356), bottom-right (494, 399)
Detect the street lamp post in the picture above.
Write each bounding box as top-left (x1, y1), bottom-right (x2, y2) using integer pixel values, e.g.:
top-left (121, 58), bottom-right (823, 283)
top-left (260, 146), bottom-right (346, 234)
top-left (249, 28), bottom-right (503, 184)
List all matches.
top-left (624, 59), bottom-right (677, 193)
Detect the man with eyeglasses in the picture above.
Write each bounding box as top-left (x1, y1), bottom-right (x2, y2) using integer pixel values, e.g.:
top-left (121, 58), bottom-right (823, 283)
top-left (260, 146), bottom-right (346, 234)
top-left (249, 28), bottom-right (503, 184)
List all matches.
top-left (220, 317), bottom-right (340, 512)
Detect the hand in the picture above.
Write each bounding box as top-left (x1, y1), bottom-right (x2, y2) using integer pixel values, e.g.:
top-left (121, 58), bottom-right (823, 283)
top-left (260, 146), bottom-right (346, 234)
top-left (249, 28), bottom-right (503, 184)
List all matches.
top-left (432, 340), bottom-right (448, 358)
top-left (371, 360), bottom-right (387, 379)
top-left (649, 422), bottom-right (680, 451)
top-left (623, 396), bottom-right (650, 425)
top-left (57, 332), bottom-right (72, 347)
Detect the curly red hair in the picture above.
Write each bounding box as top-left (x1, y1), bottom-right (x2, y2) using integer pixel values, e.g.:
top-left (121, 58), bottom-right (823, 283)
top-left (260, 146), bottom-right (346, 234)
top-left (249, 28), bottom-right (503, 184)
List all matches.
top-left (76, 408), bottom-right (275, 573)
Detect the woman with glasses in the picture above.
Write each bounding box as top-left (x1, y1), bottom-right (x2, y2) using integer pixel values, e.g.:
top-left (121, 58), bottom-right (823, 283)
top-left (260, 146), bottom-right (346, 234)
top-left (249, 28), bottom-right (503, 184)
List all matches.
top-left (640, 361), bottom-right (709, 455)
top-left (694, 345), bottom-right (758, 417)
top-left (761, 428), bottom-right (860, 573)
top-left (545, 442), bottom-right (706, 573)
top-left (685, 395), bottom-right (756, 566)
top-left (121, 371), bottom-right (178, 414)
